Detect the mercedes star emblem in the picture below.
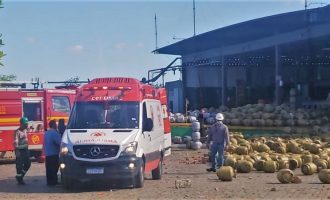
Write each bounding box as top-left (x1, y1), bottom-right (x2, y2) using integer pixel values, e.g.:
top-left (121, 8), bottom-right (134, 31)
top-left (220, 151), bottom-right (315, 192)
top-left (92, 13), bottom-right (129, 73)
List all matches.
top-left (90, 146), bottom-right (101, 157)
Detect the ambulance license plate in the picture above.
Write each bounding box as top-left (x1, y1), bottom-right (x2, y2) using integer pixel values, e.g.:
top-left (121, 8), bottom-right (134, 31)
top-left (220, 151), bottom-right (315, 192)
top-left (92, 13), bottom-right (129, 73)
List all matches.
top-left (86, 167), bottom-right (104, 174)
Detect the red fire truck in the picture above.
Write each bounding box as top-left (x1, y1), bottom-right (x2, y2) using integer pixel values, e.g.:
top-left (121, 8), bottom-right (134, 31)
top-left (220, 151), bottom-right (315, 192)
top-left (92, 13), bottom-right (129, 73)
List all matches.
top-left (0, 83), bottom-right (76, 160)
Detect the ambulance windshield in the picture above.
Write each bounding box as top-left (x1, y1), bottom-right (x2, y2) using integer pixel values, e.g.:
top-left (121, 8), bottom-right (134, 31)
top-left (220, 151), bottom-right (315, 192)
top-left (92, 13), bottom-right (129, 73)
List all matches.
top-left (67, 101), bottom-right (139, 129)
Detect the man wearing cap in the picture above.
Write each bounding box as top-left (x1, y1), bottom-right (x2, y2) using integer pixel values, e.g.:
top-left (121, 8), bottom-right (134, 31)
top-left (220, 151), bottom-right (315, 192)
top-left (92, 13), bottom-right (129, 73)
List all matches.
top-left (206, 113), bottom-right (229, 172)
top-left (14, 117), bottom-right (31, 185)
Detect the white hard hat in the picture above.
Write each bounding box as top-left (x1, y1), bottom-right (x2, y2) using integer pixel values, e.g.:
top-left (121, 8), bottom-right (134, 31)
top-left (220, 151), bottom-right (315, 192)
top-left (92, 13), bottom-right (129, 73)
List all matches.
top-left (215, 113), bottom-right (224, 121)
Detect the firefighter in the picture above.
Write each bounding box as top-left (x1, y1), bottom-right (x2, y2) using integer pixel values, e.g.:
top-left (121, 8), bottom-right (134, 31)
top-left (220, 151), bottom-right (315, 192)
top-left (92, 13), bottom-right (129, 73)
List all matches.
top-left (206, 113), bottom-right (229, 172)
top-left (44, 120), bottom-right (61, 186)
top-left (14, 117), bottom-right (31, 185)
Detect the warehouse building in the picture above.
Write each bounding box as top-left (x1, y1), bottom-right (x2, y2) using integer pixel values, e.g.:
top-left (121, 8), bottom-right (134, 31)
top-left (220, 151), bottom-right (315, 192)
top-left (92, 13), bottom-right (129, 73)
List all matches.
top-left (156, 5), bottom-right (330, 110)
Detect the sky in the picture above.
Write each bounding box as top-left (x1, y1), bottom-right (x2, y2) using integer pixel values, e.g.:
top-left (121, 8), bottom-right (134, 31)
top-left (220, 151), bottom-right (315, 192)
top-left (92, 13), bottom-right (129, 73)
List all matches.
top-left (0, 0), bottom-right (328, 85)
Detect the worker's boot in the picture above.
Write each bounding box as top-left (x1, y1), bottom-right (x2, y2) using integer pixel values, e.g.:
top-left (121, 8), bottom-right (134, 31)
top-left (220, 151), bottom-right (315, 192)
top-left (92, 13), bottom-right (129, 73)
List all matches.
top-left (16, 175), bottom-right (25, 185)
top-left (206, 168), bottom-right (216, 172)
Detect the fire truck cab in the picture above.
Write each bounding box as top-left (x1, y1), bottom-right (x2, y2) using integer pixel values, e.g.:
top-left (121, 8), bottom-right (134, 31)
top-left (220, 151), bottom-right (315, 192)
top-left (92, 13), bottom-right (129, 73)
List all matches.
top-left (60, 77), bottom-right (171, 188)
top-left (0, 84), bottom-right (76, 160)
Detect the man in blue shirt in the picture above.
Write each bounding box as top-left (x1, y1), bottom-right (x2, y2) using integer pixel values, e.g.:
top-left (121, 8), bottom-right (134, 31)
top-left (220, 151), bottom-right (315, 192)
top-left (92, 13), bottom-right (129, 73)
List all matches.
top-left (44, 120), bottom-right (61, 185)
top-left (206, 113), bottom-right (229, 172)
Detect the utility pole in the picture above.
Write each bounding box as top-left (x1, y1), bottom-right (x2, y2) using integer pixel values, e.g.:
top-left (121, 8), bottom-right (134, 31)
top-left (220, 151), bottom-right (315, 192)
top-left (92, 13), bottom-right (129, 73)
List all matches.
top-left (305, 0), bottom-right (307, 10)
top-left (193, 0), bottom-right (196, 36)
top-left (155, 14), bottom-right (158, 50)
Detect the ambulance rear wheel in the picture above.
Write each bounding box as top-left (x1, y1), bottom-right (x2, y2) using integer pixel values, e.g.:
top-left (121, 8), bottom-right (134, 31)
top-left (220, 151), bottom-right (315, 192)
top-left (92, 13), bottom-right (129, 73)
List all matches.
top-left (151, 158), bottom-right (163, 180)
top-left (134, 162), bottom-right (144, 188)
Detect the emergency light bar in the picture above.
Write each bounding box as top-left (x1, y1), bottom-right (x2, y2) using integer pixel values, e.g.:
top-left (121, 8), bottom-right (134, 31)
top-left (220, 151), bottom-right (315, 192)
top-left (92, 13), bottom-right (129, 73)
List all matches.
top-left (83, 86), bottom-right (132, 91)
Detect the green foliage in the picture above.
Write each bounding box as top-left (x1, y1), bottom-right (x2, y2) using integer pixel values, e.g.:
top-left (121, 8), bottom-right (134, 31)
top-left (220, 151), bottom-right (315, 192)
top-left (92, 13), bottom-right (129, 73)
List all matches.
top-left (0, 51), bottom-right (4, 66)
top-left (0, 74), bottom-right (17, 81)
top-left (64, 76), bottom-right (81, 86)
top-left (153, 83), bottom-right (164, 88)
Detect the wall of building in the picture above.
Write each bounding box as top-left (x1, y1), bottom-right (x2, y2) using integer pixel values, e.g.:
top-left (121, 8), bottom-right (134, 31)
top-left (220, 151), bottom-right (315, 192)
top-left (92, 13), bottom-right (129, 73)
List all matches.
top-left (182, 54), bottom-right (279, 108)
top-left (165, 80), bottom-right (184, 113)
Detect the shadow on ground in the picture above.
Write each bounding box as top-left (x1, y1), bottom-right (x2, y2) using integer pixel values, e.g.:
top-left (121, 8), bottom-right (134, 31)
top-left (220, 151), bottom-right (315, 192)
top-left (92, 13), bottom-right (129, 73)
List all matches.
top-left (0, 175), bottom-right (136, 194)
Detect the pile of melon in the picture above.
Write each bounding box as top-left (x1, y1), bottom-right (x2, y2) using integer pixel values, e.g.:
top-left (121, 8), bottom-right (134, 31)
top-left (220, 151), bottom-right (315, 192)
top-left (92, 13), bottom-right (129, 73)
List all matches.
top-left (171, 103), bottom-right (330, 134)
top-left (216, 132), bottom-right (330, 184)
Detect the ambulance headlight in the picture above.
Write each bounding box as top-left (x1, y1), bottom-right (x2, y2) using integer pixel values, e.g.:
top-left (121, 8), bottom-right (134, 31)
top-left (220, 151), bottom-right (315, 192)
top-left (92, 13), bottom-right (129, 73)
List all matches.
top-left (60, 142), bottom-right (72, 156)
top-left (122, 142), bottom-right (138, 155)
top-left (61, 147), bottom-right (69, 154)
top-left (60, 163), bottom-right (66, 169)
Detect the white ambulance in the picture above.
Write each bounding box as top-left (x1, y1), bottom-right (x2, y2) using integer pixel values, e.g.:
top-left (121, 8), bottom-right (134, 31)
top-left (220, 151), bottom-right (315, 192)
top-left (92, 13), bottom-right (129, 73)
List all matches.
top-left (60, 77), bottom-right (171, 188)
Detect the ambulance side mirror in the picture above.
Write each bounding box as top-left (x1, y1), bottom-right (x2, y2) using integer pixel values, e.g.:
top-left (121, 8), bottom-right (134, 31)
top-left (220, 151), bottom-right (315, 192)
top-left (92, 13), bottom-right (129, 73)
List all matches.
top-left (143, 118), bottom-right (153, 132)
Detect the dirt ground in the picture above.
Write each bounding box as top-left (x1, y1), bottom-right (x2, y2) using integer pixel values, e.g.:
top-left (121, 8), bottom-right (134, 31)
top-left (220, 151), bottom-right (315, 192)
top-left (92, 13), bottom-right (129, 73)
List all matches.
top-left (0, 145), bottom-right (330, 200)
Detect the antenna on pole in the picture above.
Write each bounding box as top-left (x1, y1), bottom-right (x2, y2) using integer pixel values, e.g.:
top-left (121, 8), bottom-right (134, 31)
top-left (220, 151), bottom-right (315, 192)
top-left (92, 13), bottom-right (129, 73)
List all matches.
top-left (305, 0), bottom-right (307, 10)
top-left (154, 13), bottom-right (158, 50)
top-left (193, 0), bottom-right (196, 36)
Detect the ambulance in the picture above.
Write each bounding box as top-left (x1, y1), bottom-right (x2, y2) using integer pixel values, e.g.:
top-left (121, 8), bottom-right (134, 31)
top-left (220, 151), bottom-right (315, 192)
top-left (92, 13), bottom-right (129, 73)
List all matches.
top-left (0, 83), bottom-right (76, 161)
top-left (60, 77), bottom-right (171, 188)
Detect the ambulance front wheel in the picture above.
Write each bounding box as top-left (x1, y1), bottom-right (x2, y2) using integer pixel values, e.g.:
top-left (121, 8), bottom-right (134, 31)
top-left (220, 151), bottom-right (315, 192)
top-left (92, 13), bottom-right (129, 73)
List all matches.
top-left (61, 173), bottom-right (73, 190)
top-left (134, 162), bottom-right (144, 188)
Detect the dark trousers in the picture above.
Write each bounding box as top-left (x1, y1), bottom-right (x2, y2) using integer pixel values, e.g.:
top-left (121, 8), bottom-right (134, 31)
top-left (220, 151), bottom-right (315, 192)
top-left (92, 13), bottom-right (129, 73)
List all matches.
top-left (15, 149), bottom-right (31, 180)
top-left (45, 155), bottom-right (59, 185)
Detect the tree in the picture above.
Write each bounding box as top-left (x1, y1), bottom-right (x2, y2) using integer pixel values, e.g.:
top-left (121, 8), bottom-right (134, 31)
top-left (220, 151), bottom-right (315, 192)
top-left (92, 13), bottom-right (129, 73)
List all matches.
top-left (0, 1), bottom-right (14, 81)
top-left (0, 50), bottom-right (4, 66)
top-left (0, 74), bottom-right (16, 81)
top-left (64, 76), bottom-right (81, 87)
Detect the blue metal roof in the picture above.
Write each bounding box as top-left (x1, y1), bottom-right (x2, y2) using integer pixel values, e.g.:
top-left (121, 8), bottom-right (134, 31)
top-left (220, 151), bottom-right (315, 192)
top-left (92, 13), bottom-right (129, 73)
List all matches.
top-left (155, 5), bottom-right (330, 55)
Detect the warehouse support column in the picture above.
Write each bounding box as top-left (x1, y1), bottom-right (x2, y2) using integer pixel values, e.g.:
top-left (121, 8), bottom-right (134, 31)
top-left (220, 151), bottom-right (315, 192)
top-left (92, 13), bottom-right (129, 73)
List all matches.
top-left (221, 55), bottom-right (226, 107)
top-left (182, 62), bottom-right (187, 113)
top-left (275, 44), bottom-right (281, 106)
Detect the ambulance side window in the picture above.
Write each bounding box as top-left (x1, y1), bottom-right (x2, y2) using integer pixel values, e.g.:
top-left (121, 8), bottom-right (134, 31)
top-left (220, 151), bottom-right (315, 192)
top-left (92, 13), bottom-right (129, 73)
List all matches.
top-left (142, 102), bottom-right (147, 129)
top-left (142, 102), bottom-right (149, 132)
top-left (142, 102), bottom-right (153, 132)
top-left (52, 96), bottom-right (70, 113)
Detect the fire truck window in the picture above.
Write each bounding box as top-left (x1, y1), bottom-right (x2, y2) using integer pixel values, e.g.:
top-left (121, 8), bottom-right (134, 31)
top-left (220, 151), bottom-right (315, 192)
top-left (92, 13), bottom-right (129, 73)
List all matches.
top-left (23, 102), bottom-right (42, 121)
top-left (52, 96), bottom-right (70, 113)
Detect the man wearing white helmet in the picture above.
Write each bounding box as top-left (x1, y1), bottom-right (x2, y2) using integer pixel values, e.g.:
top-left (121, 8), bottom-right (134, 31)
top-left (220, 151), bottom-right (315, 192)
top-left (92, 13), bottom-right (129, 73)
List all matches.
top-left (206, 113), bottom-right (229, 172)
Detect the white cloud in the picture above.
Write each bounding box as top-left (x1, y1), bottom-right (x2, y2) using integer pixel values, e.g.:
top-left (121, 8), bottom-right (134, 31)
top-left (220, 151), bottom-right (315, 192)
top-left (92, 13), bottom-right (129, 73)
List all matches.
top-left (26, 37), bottom-right (37, 44)
top-left (115, 42), bottom-right (127, 50)
top-left (68, 44), bottom-right (84, 53)
top-left (136, 42), bottom-right (145, 48)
